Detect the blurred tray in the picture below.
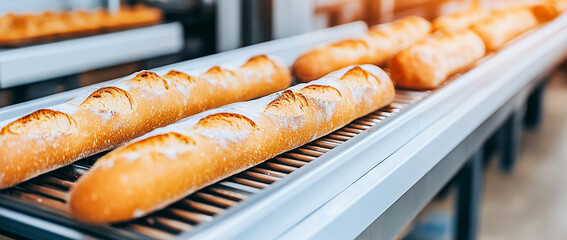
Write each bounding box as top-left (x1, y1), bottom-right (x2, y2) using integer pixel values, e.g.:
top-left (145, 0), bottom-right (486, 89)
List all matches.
top-left (0, 22), bottom-right (183, 89)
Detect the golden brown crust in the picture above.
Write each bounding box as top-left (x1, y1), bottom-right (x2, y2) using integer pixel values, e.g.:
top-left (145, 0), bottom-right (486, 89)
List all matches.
top-left (128, 71), bottom-right (170, 91)
top-left (69, 64), bottom-right (395, 223)
top-left (292, 16), bottom-right (431, 82)
top-left (265, 90), bottom-right (309, 117)
top-left (340, 66), bottom-right (379, 87)
top-left (80, 87), bottom-right (134, 113)
top-left (162, 70), bottom-right (198, 87)
top-left (195, 113), bottom-right (257, 132)
top-left (117, 132), bottom-right (196, 156)
top-left (389, 29), bottom-right (486, 90)
top-left (298, 85), bottom-right (342, 102)
top-left (241, 54), bottom-right (278, 71)
top-left (470, 8), bottom-right (539, 51)
top-left (0, 55), bottom-right (291, 189)
top-left (1, 109), bottom-right (76, 136)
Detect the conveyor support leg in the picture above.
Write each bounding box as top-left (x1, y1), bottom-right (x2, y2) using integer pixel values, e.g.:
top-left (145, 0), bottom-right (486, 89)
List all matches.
top-left (455, 148), bottom-right (483, 240)
top-left (499, 108), bottom-right (524, 173)
top-left (524, 80), bottom-right (547, 129)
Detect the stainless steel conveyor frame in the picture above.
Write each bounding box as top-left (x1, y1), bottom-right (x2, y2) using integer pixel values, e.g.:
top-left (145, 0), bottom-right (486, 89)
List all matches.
top-left (0, 13), bottom-right (566, 239)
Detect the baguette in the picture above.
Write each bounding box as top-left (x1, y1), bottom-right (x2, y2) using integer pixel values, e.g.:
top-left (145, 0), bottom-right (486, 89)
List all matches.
top-left (470, 8), bottom-right (538, 51)
top-left (432, 8), bottom-right (489, 31)
top-left (0, 55), bottom-right (291, 189)
top-left (69, 64), bottom-right (395, 223)
top-left (292, 16), bottom-right (431, 82)
top-left (389, 29), bottom-right (486, 90)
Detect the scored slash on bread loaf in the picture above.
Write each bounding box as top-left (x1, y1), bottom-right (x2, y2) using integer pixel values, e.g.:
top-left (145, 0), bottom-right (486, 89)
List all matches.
top-left (68, 64), bottom-right (395, 223)
top-left (80, 87), bottom-right (134, 113)
top-left (195, 113), bottom-right (257, 132)
top-left (0, 109), bottom-right (77, 136)
top-left (0, 54), bottom-right (291, 189)
top-left (264, 90), bottom-right (309, 117)
top-left (129, 71), bottom-right (170, 91)
top-left (292, 16), bottom-right (432, 82)
top-left (162, 70), bottom-right (197, 87)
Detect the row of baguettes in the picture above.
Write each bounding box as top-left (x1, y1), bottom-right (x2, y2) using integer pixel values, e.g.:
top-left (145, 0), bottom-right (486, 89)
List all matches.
top-left (294, 4), bottom-right (563, 90)
top-left (393, 5), bottom-right (557, 89)
top-left (470, 7), bottom-right (539, 51)
top-left (69, 65), bottom-right (395, 223)
top-left (0, 55), bottom-right (291, 189)
top-left (292, 16), bottom-right (432, 82)
top-left (431, 2), bottom-right (565, 32)
top-left (0, 5), bottom-right (162, 45)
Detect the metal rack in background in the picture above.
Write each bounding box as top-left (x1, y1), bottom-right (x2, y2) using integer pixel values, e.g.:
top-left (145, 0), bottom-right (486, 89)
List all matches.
top-left (0, 23), bottom-right (183, 89)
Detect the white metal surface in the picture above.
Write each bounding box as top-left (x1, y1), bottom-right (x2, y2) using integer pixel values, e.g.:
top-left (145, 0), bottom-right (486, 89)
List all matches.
top-left (0, 22), bottom-right (184, 88)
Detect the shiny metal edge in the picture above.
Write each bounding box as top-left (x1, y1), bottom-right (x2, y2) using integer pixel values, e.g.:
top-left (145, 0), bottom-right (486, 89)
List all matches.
top-left (184, 14), bottom-right (567, 240)
top-left (0, 206), bottom-right (84, 240)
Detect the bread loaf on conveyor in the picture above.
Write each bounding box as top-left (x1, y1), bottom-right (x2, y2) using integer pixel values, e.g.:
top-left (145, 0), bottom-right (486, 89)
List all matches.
top-left (432, 8), bottom-right (489, 31)
top-left (389, 29), bottom-right (486, 90)
top-left (530, 3), bottom-right (564, 23)
top-left (292, 16), bottom-right (431, 82)
top-left (68, 64), bottom-right (395, 223)
top-left (470, 8), bottom-right (539, 51)
top-left (0, 55), bottom-right (291, 189)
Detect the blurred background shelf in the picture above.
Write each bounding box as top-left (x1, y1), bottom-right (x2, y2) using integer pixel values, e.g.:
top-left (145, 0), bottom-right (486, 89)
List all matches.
top-left (0, 22), bottom-right (183, 89)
